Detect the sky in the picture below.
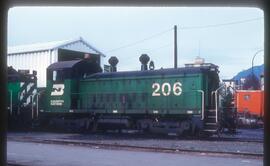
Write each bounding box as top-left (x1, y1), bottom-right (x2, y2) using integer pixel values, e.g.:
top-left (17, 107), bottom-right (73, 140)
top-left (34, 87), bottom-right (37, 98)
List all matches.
top-left (7, 7), bottom-right (264, 79)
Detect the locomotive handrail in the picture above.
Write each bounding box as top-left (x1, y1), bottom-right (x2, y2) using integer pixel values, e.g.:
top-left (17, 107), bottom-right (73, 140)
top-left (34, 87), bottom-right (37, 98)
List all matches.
top-left (18, 92), bottom-right (21, 101)
top-left (196, 90), bottom-right (205, 120)
top-left (211, 85), bottom-right (235, 98)
top-left (227, 85), bottom-right (236, 93)
top-left (30, 94), bottom-right (34, 119)
top-left (9, 90), bottom-right (12, 115)
top-left (214, 84), bottom-right (226, 123)
top-left (36, 93), bottom-right (39, 118)
top-left (30, 92), bottom-right (40, 119)
top-left (211, 91), bottom-right (216, 106)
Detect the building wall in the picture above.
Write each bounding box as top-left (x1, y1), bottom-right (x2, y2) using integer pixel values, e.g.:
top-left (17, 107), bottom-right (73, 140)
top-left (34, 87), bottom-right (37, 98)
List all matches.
top-left (8, 50), bottom-right (55, 87)
top-left (8, 41), bottom-right (105, 87)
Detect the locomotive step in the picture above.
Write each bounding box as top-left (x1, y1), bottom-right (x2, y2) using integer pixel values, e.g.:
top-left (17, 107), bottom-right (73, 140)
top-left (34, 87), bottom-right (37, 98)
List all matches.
top-left (206, 116), bottom-right (216, 118)
top-left (207, 109), bottom-right (216, 112)
top-left (205, 118), bottom-right (216, 121)
top-left (204, 125), bottom-right (218, 130)
top-left (205, 112), bottom-right (217, 116)
top-left (205, 121), bottom-right (217, 124)
top-left (205, 122), bottom-right (217, 125)
top-left (203, 129), bottom-right (218, 133)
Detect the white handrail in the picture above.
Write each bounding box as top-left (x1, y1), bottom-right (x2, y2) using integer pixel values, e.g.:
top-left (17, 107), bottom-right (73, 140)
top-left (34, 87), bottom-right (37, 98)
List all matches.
top-left (9, 90), bottom-right (13, 115)
top-left (31, 93), bottom-right (40, 119)
top-left (214, 84), bottom-right (226, 122)
top-left (31, 94), bottom-right (34, 119)
top-left (36, 93), bottom-right (39, 118)
top-left (197, 90), bottom-right (205, 120)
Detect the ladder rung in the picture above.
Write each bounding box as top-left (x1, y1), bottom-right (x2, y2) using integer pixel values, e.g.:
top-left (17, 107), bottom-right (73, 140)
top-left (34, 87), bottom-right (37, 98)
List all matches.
top-left (206, 116), bottom-right (216, 118)
top-left (205, 123), bottom-right (217, 125)
top-left (203, 129), bottom-right (217, 132)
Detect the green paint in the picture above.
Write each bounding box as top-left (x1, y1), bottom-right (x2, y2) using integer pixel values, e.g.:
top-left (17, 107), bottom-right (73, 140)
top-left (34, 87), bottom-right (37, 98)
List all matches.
top-left (45, 79), bottom-right (78, 112)
top-left (7, 82), bottom-right (21, 106)
top-left (44, 69), bottom-right (219, 116)
top-left (77, 73), bottom-right (205, 115)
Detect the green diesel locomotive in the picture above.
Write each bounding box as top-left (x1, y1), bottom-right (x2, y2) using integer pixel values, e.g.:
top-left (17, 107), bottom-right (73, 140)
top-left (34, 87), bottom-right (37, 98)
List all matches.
top-left (7, 66), bottom-right (38, 129)
top-left (40, 55), bottom-right (236, 135)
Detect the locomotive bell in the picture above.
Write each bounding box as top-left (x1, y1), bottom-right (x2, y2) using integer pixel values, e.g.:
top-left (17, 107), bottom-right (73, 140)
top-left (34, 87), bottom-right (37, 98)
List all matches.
top-left (108, 56), bottom-right (119, 72)
top-left (84, 53), bottom-right (98, 63)
top-left (84, 53), bottom-right (91, 59)
top-left (139, 54), bottom-right (150, 71)
top-left (149, 60), bottom-right (155, 70)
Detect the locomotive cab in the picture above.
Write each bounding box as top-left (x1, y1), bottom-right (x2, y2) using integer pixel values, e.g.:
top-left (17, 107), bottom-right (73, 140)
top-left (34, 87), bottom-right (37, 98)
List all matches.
top-left (45, 58), bottom-right (102, 113)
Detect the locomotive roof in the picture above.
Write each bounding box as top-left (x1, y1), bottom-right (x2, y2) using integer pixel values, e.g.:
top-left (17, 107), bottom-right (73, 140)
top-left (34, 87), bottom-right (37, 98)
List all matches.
top-left (47, 59), bottom-right (82, 70)
top-left (47, 58), bottom-right (101, 71)
top-left (47, 59), bottom-right (102, 79)
top-left (8, 66), bottom-right (36, 82)
top-left (85, 65), bottom-right (219, 79)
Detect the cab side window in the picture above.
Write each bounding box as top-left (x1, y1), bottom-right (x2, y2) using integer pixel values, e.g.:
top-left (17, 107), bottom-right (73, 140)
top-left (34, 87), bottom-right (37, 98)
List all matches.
top-left (51, 70), bottom-right (65, 82)
top-left (53, 71), bottom-right (57, 81)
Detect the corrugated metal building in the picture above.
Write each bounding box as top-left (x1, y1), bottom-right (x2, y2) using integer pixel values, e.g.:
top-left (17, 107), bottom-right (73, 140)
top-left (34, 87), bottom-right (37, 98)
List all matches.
top-left (8, 37), bottom-right (106, 87)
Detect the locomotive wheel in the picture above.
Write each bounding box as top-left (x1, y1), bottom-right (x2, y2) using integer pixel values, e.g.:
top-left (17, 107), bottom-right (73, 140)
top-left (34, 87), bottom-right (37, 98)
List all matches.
top-left (91, 121), bottom-right (98, 133)
top-left (187, 123), bottom-right (197, 136)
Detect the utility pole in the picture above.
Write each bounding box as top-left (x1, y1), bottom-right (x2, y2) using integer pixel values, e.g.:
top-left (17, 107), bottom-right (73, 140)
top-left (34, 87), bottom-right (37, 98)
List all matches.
top-left (174, 25), bottom-right (178, 69)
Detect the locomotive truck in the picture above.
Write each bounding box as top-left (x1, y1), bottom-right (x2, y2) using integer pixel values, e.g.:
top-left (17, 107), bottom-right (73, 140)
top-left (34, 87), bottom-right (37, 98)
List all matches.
top-left (33, 54), bottom-right (237, 136)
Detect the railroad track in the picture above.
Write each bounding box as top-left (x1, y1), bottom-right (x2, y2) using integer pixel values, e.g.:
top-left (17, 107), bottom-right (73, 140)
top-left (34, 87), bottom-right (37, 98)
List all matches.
top-left (66, 132), bottom-right (264, 144)
top-left (7, 163), bottom-right (27, 166)
top-left (190, 137), bottom-right (263, 143)
top-left (8, 130), bottom-right (263, 144)
top-left (8, 136), bottom-right (263, 159)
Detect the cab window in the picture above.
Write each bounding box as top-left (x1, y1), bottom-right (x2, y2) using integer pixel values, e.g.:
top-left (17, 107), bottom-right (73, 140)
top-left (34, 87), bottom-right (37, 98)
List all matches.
top-left (53, 71), bottom-right (57, 81)
top-left (51, 69), bottom-right (65, 82)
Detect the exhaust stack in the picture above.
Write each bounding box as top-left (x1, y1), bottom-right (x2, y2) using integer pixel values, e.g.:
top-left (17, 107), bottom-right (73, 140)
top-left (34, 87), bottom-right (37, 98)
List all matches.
top-left (139, 54), bottom-right (150, 71)
top-left (108, 56), bottom-right (119, 72)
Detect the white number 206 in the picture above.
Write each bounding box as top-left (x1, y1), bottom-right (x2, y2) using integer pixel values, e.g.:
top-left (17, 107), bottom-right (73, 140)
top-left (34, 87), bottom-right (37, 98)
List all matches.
top-left (152, 82), bottom-right (182, 97)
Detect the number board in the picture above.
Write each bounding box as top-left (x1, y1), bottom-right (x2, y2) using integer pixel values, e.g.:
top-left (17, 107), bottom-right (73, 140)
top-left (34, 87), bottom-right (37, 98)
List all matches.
top-left (152, 82), bottom-right (182, 97)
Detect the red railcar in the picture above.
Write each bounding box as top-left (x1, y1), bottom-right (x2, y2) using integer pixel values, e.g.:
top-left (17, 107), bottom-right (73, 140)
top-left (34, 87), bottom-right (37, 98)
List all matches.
top-left (234, 90), bottom-right (264, 127)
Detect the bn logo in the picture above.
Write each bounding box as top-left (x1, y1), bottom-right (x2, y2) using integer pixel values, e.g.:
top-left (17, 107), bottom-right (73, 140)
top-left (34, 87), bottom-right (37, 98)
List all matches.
top-left (51, 84), bottom-right (65, 96)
